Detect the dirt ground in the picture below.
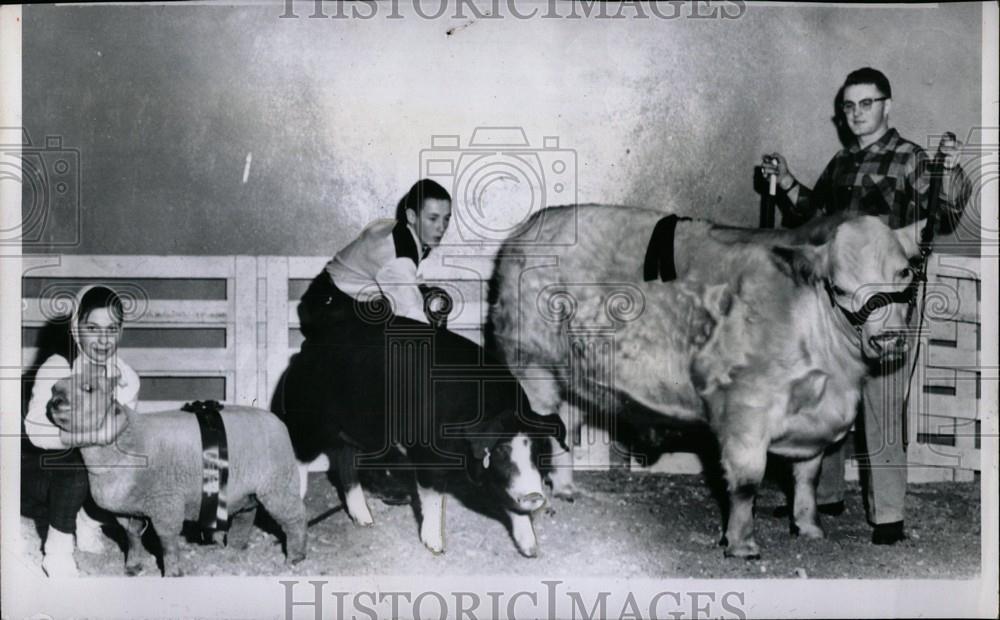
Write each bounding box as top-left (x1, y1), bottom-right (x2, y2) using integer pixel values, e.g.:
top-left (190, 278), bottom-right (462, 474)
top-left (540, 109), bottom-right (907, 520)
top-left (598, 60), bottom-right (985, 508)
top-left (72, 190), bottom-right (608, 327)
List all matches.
top-left (19, 470), bottom-right (981, 579)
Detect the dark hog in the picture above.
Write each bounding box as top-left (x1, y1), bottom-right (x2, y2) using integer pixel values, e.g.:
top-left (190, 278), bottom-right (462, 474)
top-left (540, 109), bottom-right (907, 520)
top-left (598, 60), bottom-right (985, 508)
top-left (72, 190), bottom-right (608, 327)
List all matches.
top-left (276, 314), bottom-right (567, 557)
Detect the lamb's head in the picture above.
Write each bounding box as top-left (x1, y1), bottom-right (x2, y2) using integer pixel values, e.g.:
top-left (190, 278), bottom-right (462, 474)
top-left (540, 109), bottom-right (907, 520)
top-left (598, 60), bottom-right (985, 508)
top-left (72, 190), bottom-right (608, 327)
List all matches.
top-left (49, 367), bottom-right (118, 441)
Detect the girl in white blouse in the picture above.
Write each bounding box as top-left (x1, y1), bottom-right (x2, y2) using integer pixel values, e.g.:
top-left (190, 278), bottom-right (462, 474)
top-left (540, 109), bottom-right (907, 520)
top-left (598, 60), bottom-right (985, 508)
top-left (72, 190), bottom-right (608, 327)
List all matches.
top-left (22, 285), bottom-right (140, 577)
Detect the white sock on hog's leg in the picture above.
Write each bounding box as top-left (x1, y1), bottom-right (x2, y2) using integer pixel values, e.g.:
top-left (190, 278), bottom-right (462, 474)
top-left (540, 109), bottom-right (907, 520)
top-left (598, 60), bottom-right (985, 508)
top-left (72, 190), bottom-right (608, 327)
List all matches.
top-left (417, 485), bottom-right (445, 554)
top-left (75, 510), bottom-right (107, 553)
top-left (509, 512), bottom-right (539, 558)
top-left (42, 528), bottom-right (79, 578)
top-left (345, 483), bottom-right (374, 526)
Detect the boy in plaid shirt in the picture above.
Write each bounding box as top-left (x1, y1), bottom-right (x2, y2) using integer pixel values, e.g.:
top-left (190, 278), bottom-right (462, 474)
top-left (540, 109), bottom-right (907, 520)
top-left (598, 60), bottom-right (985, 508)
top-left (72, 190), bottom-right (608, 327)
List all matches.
top-left (760, 67), bottom-right (972, 545)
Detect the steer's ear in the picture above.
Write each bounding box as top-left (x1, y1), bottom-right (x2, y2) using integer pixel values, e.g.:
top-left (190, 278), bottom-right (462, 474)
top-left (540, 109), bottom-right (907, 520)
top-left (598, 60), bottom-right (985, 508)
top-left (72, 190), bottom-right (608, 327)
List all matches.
top-left (894, 218), bottom-right (927, 260)
top-left (770, 244), bottom-right (830, 285)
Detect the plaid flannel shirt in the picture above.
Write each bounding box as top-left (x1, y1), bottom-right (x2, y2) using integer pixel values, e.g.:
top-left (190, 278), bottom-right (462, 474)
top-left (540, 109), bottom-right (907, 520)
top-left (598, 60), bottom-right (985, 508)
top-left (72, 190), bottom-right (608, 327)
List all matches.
top-left (779, 128), bottom-right (972, 232)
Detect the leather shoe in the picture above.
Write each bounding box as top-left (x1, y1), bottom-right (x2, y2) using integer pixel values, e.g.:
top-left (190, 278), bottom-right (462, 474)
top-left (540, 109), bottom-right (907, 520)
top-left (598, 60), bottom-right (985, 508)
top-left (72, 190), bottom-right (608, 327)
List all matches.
top-left (872, 521), bottom-right (906, 545)
top-left (772, 500), bottom-right (845, 518)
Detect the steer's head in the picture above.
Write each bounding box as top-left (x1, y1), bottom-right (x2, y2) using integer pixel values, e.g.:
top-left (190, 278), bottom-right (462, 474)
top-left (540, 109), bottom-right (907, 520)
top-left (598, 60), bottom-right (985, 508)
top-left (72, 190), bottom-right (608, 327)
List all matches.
top-left (772, 215), bottom-right (924, 361)
top-left (466, 409), bottom-right (568, 514)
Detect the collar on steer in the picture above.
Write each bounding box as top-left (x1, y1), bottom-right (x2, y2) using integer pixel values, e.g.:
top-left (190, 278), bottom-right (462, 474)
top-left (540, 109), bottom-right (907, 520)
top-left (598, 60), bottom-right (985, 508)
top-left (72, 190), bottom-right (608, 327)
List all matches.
top-left (181, 400), bottom-right (229, 532)
top-left (823, 278), bottom-right (918, 329)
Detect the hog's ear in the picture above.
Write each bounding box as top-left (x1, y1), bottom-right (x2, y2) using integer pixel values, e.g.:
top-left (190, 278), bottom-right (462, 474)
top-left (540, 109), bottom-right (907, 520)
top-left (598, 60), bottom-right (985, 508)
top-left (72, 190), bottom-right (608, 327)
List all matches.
top-left (465, 414), bottom-right (502, 485)
top-left (770, 244), bottom-right (829, 285)
top-left (895, 218), bottom-right (927, 260)
top-left (465, 439), bottom-right (492, 486)
top-left (467, 434), bottom-right (493, 461)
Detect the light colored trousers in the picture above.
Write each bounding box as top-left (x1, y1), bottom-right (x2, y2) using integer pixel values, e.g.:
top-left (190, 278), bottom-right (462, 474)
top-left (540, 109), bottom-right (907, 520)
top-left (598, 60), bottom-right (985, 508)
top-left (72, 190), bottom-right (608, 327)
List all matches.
top-left (815, 268), bottom-right (924, 525)
top-left (816, 353), bottom-right (911, 524)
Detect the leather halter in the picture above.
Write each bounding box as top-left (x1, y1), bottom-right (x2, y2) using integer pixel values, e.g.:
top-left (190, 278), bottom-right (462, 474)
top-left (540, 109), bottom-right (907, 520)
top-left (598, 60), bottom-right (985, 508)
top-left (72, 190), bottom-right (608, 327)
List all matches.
top-left (823, 278), bottom-right (918, 331)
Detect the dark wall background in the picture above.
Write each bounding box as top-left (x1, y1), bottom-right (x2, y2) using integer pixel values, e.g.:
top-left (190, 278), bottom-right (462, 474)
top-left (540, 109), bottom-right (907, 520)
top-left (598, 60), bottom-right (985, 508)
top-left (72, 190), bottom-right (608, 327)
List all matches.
top-left (22, 2), bottom-right (984, 258)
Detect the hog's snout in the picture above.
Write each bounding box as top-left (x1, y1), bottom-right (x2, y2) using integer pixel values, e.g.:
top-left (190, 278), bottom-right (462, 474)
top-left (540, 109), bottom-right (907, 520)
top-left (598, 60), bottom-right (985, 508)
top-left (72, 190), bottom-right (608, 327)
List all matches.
top-left (516, 492), bottom-right (546, 513)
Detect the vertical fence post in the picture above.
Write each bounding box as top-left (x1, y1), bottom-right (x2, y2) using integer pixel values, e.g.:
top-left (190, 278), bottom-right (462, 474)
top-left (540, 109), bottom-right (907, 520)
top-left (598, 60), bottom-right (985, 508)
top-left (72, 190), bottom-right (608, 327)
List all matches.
top-left (234, 256), bottom-right (258, 406)
top-left (263, 256), bottom-right (290, 409)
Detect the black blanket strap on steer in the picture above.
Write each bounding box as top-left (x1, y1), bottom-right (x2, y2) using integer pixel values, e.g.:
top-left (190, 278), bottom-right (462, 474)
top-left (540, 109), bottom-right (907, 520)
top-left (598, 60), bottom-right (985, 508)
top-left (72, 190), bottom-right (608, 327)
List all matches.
top-left (643, 214), bottom-right (692, 282)
top-left (181, 400), bottom-right (230, 531)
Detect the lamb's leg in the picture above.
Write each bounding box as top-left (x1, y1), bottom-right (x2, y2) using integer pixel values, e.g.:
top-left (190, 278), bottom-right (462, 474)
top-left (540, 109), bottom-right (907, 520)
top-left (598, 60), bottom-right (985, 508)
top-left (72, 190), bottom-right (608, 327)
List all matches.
top-left (297, 461), bottom-right (311, 499)
top-left (226, 506), bottom-right (258, 550)
top-left (149, 506), bottom-right (185, 577)
top-left (790, 453), bottom-right (825, 539)
top-left (336, 447), bottom-right (373, 526)
top-left (258, 482), bottom-right (308, 564)
top-left (416, 472), bottom-right (445, 555)
top-left (117, 516), bottom-right (153, 577)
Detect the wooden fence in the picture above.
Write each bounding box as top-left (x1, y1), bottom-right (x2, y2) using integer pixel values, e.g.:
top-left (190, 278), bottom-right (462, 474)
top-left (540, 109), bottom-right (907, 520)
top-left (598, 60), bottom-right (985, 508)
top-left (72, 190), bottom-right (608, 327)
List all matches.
top-left (20, 254), bottom-right (982, 481)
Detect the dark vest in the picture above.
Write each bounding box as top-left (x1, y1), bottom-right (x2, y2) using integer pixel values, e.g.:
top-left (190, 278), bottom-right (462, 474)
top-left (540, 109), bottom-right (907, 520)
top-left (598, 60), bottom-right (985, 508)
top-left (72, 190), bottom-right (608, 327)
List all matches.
top-left (391, 221), bottom-right (423, 265)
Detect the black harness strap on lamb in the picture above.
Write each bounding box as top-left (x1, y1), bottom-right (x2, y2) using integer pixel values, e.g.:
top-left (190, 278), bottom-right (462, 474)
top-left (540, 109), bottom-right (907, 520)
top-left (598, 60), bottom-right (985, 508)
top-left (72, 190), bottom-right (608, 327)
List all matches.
top-left (182, 400), bottom-right (229, 531)
top-left (643, 214), bottom-right (691, 282)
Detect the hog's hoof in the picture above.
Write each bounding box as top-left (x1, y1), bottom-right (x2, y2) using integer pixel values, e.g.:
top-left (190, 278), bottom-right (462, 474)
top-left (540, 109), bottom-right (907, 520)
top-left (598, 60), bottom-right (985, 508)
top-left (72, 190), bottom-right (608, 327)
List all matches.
top-left (723, 541), bottom-right (761, 560)
top-left (516, 543), bottom-right (539, 558)
top-left (349, 513), bottom-right (375, 528)
top-left (791, 522), bottom-right (825, 539)
top-left (346, 498), bottom-right (375, 527)
top-left (420, 521), bottom-right (445, 555)
top-left (287, 552), bottom-right (306, 565)
top-left (421, 538), bottom-right (445, 555)
top-left (551, 483), bottom-right (578, 503)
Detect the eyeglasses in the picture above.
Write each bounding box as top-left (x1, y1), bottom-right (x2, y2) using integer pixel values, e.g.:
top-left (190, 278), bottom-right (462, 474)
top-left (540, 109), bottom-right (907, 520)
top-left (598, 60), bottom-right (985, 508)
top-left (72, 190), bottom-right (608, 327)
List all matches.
top-left (842, 97), bottom-right (888, 114)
